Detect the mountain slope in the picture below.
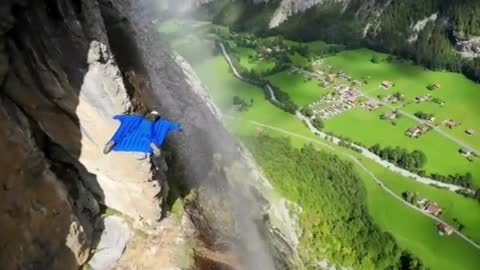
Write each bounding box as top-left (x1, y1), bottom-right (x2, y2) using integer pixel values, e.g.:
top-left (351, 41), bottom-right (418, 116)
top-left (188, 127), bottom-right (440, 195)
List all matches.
top-left (196, 0), bottom-right (480, 81)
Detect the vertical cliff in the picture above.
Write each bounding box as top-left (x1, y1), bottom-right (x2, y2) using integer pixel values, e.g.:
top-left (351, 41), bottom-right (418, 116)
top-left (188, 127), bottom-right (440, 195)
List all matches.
top-left (0, 0), bottom-right (161, 269)
top-left (0, 1), bottom-right (301, 269)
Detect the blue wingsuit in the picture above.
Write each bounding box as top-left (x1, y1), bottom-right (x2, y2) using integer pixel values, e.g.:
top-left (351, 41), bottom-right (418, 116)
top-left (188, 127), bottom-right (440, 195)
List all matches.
top-left (109, 115), bottom-right (182, 154)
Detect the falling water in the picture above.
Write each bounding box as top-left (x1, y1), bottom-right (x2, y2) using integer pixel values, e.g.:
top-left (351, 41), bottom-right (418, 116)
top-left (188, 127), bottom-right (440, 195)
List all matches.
top-left (122, 0), bottom-right (281, 269)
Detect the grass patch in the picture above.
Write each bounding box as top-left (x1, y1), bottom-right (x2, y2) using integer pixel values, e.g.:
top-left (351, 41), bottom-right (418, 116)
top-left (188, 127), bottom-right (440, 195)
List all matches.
top-left (168, 21), bottom-right (480, 270)
top-left (324, 49), bottom-right (480, 151)
top-left (267, 70), bottom-right (328, 106)
top-left (324, 107), bottom-right (480, 185)
top-left (171, 198), bottom-right (185, 220)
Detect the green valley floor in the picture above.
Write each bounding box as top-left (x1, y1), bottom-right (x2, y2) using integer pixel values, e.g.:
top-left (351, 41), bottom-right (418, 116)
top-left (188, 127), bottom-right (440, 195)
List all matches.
top-left (158, 19), bottom-right (480, 270)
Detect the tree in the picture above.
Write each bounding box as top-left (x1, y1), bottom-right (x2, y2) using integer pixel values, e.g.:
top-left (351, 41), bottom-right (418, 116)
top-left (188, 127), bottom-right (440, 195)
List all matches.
top-left (301, 107), bottom-right (314, 117)
top-left (474, 189), bottom-right (480, 202)
top-left (371, 55), bottom-right (381, 64)
top-left (312, 118), bottom-right (325, 130)
top-left (370, 144), bottom-right (381, 154)
top-left (402, 191), bottom-right (411, 202)
top-left (414, 111), bottom-right (434, 120)
top-left (232, 96), bottom-right (249, 111)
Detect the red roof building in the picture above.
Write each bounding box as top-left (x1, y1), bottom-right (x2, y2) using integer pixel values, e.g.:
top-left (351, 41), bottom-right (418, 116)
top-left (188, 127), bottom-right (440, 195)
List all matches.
top-left (424, 202), bottom-right (442, 216)
top-left (438, 223), bottom-right (453, 236)
top-left (446, 120), bottom-right (458, 129)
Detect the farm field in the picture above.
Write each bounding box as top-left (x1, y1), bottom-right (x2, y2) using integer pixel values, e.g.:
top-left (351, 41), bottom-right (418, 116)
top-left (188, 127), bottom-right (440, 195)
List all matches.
top-left (189, 52), bottom-right (480, 270)
top-left (159, 19), bottom-right (480, 270)
top-left (323, 49), bottom-right (480, 150)
top-left (230, 46), bottom-right (277, 74)
top-left (324, 107), bottom-right (480, 185)
top-left (267, 70), bottom-right (328, 106)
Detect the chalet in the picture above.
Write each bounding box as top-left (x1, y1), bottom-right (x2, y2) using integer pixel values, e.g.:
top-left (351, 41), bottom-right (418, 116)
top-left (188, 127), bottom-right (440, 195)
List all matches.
top-left (256, 127), bottom-right (264, 134)
top-left (418, 123), bottom-right (430, 133)
top-left (347, 96), bottom-right (358, 104)
top-left (417, 197), bottom-right (428, 205)
top-left (387, 96), bottom-right (399, 103)
top-left (328, 73), bottom-right (337, 81)
top-left (407, 127), bottom-right (421, 137)
top-left (381, 80), bottom-right (394, 89)
top-left (438, 223), bottom-right (453, 236)
top-left (445, 120), bottom-right (458, 129)
top-left (460, 148), bottom-right (473, 156)
top-left (424, 202), bottom-right (442, 216)
top-left (407, 124), bottom-right (429, 137)
top-left (466, 129), bottom-right (476, 136)
top-left (365, 100), bottom-right (380, 111)
top-left (415, 95), bottom-right (431, 103)
top-left (386, 112), bottom-right (398, 120)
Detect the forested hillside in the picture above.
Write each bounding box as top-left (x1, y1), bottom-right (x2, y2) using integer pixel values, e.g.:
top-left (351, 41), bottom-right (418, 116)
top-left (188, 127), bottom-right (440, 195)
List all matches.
top-left (247, 135), bottom-right (428, 270)
top-left (196, 0), bottom-right (480, 81)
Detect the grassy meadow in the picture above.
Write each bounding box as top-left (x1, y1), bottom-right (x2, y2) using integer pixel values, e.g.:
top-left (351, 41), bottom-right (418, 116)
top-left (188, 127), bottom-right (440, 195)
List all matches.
top-left (158, 19), bottom-right (480, 270)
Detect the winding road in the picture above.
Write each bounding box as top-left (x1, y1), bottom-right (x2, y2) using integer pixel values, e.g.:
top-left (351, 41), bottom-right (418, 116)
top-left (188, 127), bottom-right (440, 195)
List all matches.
top-left (218, 40), bottom-right (480, 250)
top-left (220, 42), bottom-right (473, 193)
top-left (246, 119), bottom-right (480, 250)
top-left (297, 112), bottom-right (474, 193)
top-left (363, 92), bottom-right (480, 156)
top-left (295, 66), bottom-right (479, 156)
top-left (219, 43), bottom-right (279, 103)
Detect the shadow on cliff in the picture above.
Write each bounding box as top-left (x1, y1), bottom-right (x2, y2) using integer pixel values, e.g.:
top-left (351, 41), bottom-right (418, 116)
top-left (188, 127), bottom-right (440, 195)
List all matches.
top-left (98, 2), bottom-right (280, 270)
top-left (0, 1), bottom-right (107, 269)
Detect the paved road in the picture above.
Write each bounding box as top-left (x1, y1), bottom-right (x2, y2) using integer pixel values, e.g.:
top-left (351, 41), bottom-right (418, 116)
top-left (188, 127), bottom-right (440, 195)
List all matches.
top-left (297, 112), bottom-right (474, 193)
top-left (220, 47), bottom-right (472, 193)
top-left (219, 42), bottom-right (480, 249)
top-left (219, 43), bottom-right (279, 103)
top-left (362, 92), bottom-right (480, 156)
top-left (294, 65), bottom-right (479, 155)
top-left (245, 119), bottom-right (480, 250)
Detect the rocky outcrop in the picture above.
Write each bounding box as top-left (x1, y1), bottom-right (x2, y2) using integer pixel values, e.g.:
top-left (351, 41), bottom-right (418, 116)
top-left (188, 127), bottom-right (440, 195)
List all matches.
top-left (269, 0), bottom-right (348, 28)
top-left (0, 0), bottom-right (161, 269)
top-left (89, 216), bottom-right (132, 270)
top-left (1, 0), bottom-right (304, 269)
top-left (454, 35), bottom-right (480, 59)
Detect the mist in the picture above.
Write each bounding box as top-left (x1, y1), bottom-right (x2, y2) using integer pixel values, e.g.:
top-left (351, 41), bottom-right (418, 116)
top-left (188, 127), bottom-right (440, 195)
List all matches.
top-left (124, 1), bottom-right (281, 269)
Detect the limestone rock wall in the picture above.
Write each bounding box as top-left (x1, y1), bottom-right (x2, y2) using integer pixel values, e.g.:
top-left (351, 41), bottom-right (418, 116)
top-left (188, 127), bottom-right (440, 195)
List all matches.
top-left (0, 1), bottom-right (161, 269)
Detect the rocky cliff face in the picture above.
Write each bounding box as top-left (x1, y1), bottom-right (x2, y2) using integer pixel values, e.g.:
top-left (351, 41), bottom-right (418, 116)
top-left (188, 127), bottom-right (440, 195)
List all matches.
top-left (0, 0), bottom-right (163, 269)
top-left (197, 0), bottom-right (480, 75)
top-left (0, 1), bottom-right (300, 269)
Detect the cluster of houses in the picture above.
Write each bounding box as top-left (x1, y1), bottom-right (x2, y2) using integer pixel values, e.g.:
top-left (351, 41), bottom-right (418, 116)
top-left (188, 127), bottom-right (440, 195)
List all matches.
top-left (406, 123), bottom-right (430, 138)
top-left (313, 89), bottom-right (361, 120)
